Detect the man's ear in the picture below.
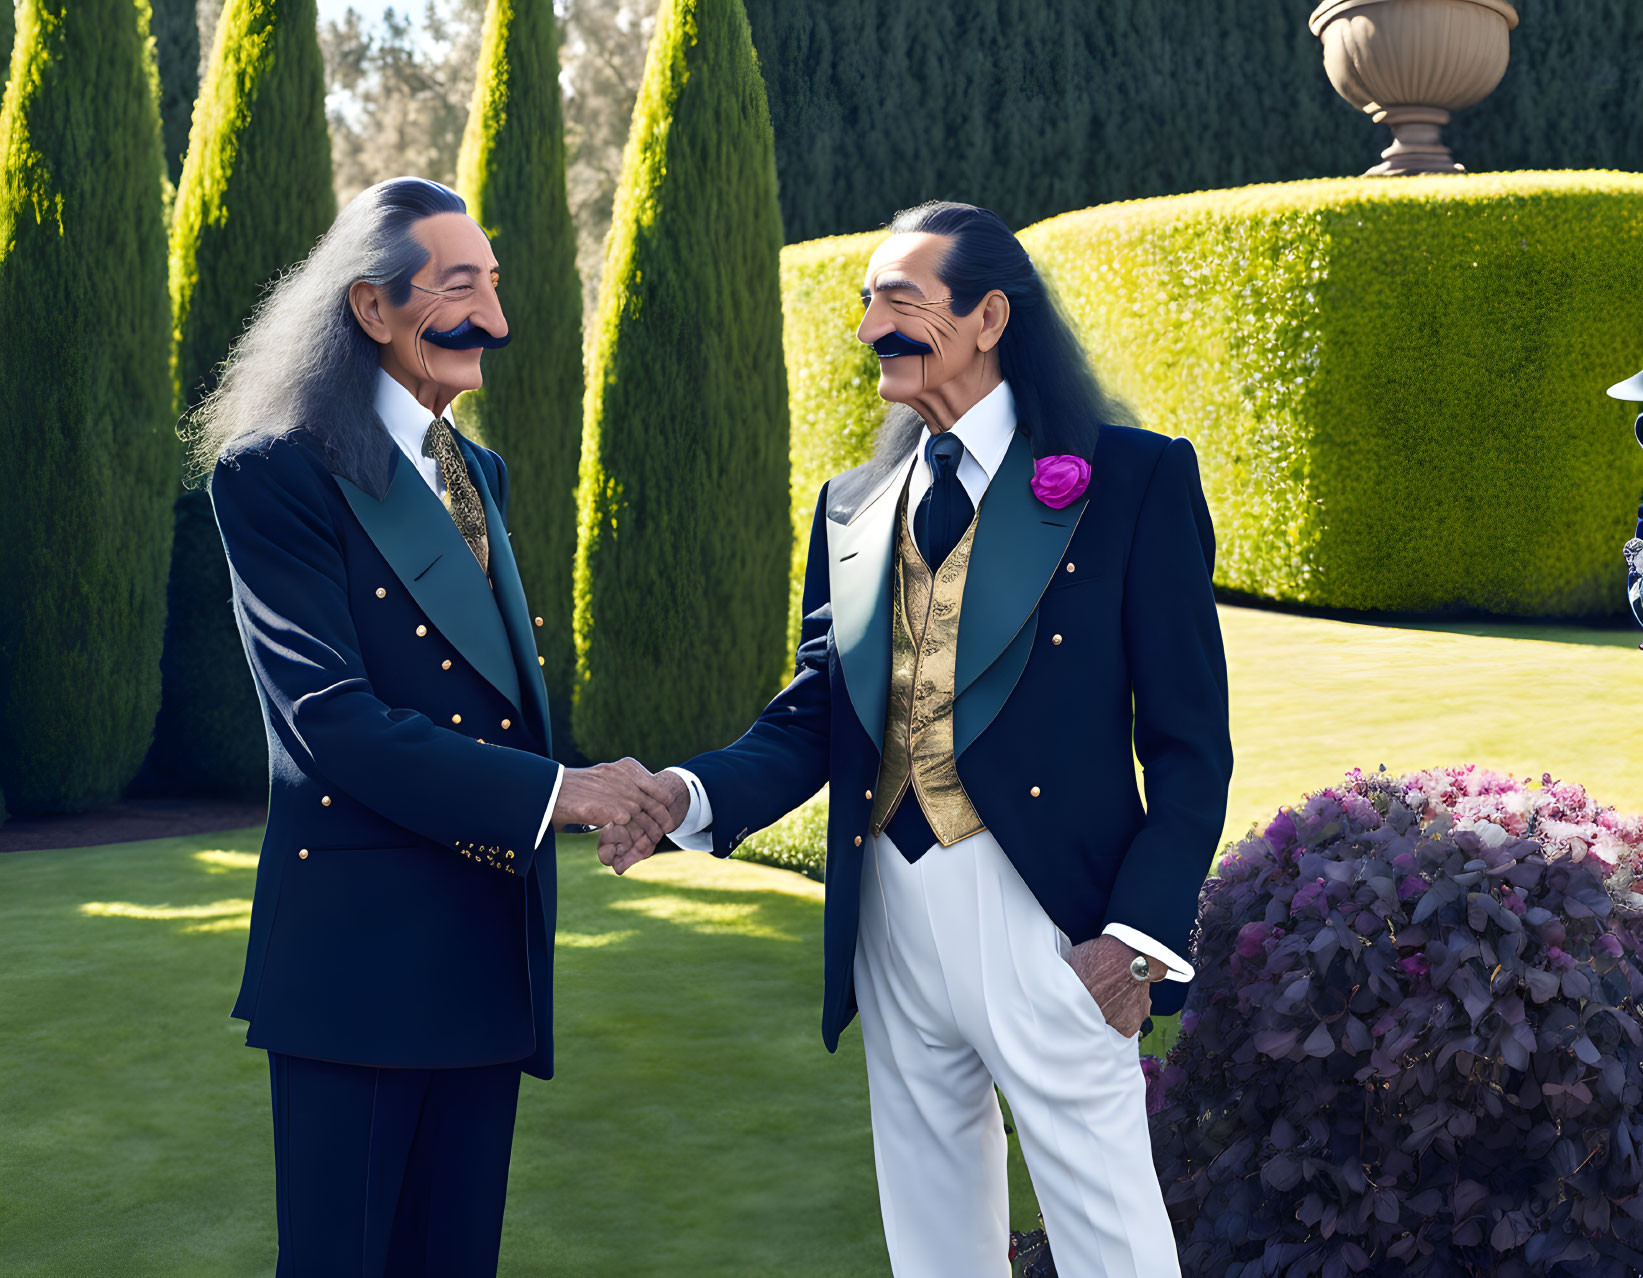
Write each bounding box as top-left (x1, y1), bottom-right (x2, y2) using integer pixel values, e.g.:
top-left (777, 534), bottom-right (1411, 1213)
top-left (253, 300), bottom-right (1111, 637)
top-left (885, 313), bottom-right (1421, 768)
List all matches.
top-left (348, 280), bottom-right (390, 344)
top-left (976, 289), bottom-right (1010, 354)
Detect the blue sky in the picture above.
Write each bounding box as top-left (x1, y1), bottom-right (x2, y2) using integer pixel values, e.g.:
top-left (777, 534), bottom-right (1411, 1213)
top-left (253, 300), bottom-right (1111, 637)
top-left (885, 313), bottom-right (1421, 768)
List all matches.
top-left (317, 0), bottom-right (366, 24)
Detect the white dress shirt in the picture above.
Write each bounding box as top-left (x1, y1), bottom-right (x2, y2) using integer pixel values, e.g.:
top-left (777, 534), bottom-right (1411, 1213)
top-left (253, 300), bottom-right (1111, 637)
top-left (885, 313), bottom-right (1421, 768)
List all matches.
top-left (372, 368), bottom-right (564, 848)
top-left (666, 379), bottom-right (1192, 980)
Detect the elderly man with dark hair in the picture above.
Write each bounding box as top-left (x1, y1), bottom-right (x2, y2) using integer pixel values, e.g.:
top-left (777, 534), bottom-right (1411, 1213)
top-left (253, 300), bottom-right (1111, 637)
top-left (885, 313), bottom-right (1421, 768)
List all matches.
top-left (199, 177), bottom-right (673, 1277)
top-left (609, 202), bottom-right (1234, 1276)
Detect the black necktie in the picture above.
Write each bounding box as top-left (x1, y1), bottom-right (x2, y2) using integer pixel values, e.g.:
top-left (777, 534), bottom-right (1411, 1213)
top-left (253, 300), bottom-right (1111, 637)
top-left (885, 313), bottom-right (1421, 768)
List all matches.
top-left (885, 431), bottom-right (975, 863)
top-left (914, 431), bottom-right (974, 570)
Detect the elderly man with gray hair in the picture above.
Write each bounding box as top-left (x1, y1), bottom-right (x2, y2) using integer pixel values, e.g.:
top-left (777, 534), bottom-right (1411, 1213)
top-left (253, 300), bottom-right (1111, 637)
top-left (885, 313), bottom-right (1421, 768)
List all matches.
top-left (198, 177), bottom-right (673, 1276)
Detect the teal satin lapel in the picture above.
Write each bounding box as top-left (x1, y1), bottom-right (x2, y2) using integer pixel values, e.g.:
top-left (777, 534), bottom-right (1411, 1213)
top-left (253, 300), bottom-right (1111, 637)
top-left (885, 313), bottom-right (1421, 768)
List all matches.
top-left (825, 455), bottom-right (915, 753)
top-left (460, 437), bottom-right (553, 753)
top-left (953, 432), bottom-right (1089, 757)
top-left (336, 451), bottom-right (523, 715)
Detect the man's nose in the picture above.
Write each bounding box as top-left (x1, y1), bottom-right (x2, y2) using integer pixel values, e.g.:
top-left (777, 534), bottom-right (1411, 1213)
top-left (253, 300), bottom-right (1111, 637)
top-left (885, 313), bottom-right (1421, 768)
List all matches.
top-left (856, 298), bottom-right (892, 346)
top-left (474, 284), bottom-right (508, 340)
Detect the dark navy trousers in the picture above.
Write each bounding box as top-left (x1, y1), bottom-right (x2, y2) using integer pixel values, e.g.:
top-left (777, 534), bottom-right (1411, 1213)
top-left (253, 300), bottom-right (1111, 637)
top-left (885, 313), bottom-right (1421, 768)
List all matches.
top-left (268, 1052), bottom-right (523, 1277)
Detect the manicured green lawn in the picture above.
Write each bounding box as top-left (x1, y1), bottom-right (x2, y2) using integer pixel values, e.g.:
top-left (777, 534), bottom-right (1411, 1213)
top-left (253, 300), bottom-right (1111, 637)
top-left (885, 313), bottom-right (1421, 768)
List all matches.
top-left (1217, 607), bottom-right (1643, 853)
top-left (0, 832), bottom-right (1043, 1275)
top-left (6, 604), bottom-right (1643, 1275)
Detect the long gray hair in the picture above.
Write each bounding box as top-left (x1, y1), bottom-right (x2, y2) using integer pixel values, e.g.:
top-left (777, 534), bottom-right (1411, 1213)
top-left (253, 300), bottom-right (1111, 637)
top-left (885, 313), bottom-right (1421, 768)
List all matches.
top-left (187, 177), bottom-right (467, 493)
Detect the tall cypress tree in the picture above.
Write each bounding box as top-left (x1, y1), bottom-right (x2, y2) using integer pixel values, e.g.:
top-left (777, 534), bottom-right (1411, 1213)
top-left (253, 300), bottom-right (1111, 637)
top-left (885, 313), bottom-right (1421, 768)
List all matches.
top-left (151, 0), bottom-right (200, 185)
top-left (0, 0), bottom-right (174, 813)
top-left (455, 0), bottom-right (582, 752)
top-left (573, 0), bottom-right (789, 766)
top-left (148, 0), bottom-right (333, 798)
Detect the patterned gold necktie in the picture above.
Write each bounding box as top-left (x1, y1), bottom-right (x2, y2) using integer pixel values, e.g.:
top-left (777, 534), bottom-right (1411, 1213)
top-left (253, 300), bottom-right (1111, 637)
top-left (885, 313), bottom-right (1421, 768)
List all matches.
top-left (422, 416), bottom-right (490, 573)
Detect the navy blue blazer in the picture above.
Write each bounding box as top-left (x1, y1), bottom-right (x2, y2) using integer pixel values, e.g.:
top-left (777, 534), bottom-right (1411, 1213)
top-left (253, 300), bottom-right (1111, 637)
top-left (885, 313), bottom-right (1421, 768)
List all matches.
top-left (211, 427), bottom-right (560, 1079)
top-left (685, 426), bottom-right (1233, 1049)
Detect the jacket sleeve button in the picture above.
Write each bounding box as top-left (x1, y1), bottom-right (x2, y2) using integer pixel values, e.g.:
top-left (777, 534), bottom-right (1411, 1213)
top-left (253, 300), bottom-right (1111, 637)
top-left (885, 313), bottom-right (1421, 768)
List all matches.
top-left (501, 719), bottom-right (511, 730)
top-left (1030, 786), bottom-right (1041, 798)
top-left (452, 714), bottom-right (462, 725)
top-left (865, 789), bottom-right (873, 800)
top-left (854, 835), bottom-right (863, 846)
top-left (534, 616), bottom-right (543, 627)
top-left (538, 655), bottom-right (545, 666)
top-left (1051, 634), bottom-right (1063, 646)
top-left (375, 587), bottom-right (386, 599)
top-left (1065, 563), bottom-right (1075, 574)
top-left (298, 848), bottom-right (309, 860)
top-left (441, 659), bottom-right (452, 670)
top-left (416, 624), bottom-right (428, 637)
top-left (321, 795), bottom-right (331, 807)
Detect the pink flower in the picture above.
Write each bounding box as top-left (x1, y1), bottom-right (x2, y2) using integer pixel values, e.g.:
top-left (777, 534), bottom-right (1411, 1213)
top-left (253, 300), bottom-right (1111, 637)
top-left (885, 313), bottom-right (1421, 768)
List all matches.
top-left (1031, 454), bottom-right (1091, 509)
top-left (1596, 933), bottom-right (1624, 959)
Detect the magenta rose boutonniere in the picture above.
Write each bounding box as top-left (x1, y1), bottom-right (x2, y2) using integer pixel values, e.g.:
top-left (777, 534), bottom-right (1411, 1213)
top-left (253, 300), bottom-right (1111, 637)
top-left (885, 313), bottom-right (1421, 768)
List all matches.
top-left (1030, 454), bottom-right (1090, 509)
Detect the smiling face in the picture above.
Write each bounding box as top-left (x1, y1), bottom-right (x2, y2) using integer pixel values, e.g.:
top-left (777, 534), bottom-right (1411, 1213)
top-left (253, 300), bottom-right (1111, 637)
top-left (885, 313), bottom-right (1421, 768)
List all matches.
top-left (348, 211), bottom-right (508, 405)
top-left (857, 232), bottom-right (1009, 425)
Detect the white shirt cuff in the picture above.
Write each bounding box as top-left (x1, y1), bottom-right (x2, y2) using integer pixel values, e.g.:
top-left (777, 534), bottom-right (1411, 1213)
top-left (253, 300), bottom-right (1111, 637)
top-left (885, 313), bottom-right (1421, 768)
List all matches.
top-left (664, 766), bottom-right (716, 852)
top-left (1101, 923), bottom-right (1194, 982)
top-left (535, 765), bottom-right (566, 849)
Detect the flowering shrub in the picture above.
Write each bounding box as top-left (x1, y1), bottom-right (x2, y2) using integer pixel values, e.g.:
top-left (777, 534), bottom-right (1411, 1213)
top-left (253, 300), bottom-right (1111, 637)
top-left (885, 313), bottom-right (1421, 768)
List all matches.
top-left (1148, 766), bottom-right (1643, 1277)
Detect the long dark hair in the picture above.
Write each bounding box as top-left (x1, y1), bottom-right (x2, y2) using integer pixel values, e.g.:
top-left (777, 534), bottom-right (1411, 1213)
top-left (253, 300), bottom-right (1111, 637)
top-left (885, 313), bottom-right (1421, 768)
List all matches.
top-left (872, 200), bottom-right (1124, 468)
top-left (190, 177), bottom-right (467, 494)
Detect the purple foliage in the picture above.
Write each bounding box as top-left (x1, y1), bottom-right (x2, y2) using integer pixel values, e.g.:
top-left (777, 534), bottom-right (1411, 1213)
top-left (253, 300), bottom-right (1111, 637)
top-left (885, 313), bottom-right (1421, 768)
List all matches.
top-left (1147, 766), bottom-right (1643, 1277)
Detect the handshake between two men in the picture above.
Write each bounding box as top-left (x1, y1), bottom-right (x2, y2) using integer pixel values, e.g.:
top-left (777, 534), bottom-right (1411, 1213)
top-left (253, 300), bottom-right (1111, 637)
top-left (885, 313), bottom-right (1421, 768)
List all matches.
top-left (554, 757), bottom-right (692, 874)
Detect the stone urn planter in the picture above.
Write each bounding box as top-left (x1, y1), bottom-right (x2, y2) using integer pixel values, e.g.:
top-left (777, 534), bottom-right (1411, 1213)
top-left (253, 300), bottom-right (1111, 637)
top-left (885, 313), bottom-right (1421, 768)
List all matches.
top-left (1309, 0), bottom-right (1519, 175)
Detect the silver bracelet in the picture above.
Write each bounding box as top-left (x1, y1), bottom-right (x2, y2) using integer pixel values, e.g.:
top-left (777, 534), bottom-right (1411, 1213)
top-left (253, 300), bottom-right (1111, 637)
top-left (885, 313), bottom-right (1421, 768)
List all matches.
top-left (1128, 954), bottom-right (1152, 983)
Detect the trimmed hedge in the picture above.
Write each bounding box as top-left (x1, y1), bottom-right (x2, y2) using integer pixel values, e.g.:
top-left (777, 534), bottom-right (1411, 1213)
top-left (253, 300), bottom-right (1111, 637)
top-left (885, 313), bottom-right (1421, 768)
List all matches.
top-left (455, 0), bottom-right (582, 753)
top-left (732, 787), bottom-right (828, 883)
top-left (0, 0), bottom-right (175, 812)
top-left (779, 233), bottom-right (883, 651)
top-left (777, 173), bottom-right (1643, 621)
top-left (1023, 172), bottom-right (1643, 616)
top-left (149, 0), bottom-right (333, 799)
top-left (572, 0), bottom-right (790, 767)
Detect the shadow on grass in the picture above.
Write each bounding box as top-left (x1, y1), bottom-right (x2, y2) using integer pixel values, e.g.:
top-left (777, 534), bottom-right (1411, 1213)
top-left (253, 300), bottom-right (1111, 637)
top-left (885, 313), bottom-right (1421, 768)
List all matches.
top-left (5, 831), bottom-right (899, 1276)
top-left (1216, 594), bottom-right (1639, 649)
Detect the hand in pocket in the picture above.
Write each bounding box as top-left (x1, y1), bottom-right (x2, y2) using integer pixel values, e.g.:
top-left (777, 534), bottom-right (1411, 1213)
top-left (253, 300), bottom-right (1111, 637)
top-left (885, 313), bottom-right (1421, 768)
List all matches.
top-left (1066, 934), bottom-right (1164, 1038)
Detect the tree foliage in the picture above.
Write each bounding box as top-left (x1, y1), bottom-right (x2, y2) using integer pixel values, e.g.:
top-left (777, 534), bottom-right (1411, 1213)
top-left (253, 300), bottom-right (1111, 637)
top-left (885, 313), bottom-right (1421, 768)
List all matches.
top-left (151, 0), bottom-right (199, 184)
top-left (0, 0), bottom-right (174, 812)
top-left (455, 0), bottom-right (582, 750)
top-left (149, 0), bottom-right (334, 799)
top-left (573, 0), bottom-right (789, 766)
top-left (742, 0), bottom-right (1643, 242)
top-left (319, 0), bottom-right (485, 208)
top-left (559, 0), bottom-right (655, 313)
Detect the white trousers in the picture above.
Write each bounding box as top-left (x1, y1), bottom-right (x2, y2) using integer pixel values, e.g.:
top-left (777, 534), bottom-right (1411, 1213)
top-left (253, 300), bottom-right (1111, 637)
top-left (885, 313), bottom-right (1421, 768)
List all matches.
top-left (854, 828), bottom-right (1181, 1278)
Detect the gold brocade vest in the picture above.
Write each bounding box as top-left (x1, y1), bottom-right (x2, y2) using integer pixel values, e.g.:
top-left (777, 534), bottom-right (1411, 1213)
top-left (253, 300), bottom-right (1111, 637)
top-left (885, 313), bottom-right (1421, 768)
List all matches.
top-left (867, 481), bottom-right (987, 847)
